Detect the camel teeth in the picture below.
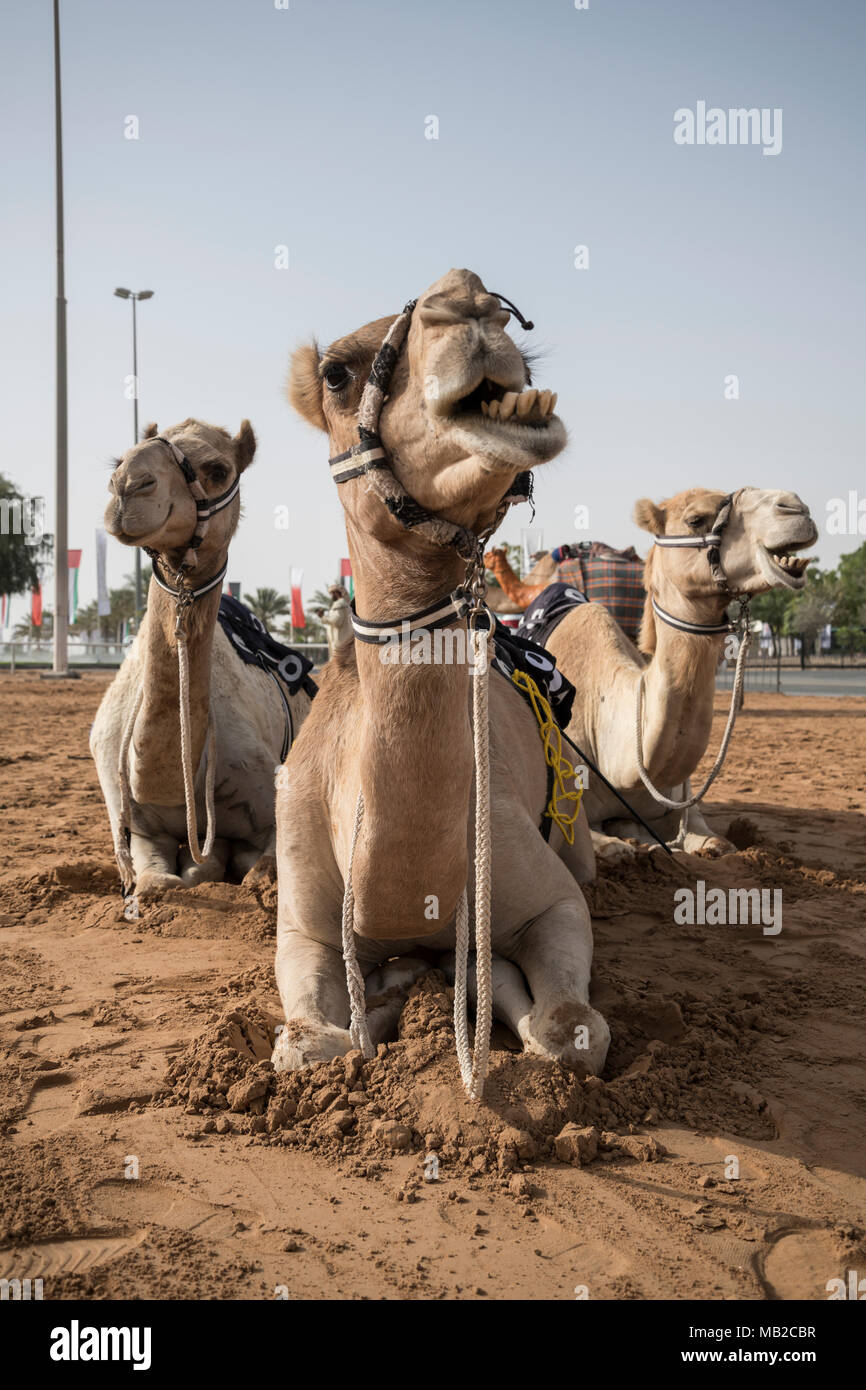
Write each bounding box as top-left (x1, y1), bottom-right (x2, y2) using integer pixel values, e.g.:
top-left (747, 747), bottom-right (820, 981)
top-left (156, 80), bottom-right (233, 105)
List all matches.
top-left (548, 392), bottom-right (557, 415)
top-left (500, 391), bottom-right (519, 421)
top-left (537, 389), bottom-right (552, 416)
top-left (488, 399), bottom-right (500, 419)
top-left (480, 400), bottom-right (489, 416)
top-left (516, 388), bottom-right (538, 418)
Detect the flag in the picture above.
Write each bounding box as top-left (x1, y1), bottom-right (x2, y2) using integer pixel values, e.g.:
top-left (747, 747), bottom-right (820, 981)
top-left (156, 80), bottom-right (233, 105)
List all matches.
top-left (68, 549), bottom-right (82, 624)
top-left (340, 556), bottom-right (353, 598)
top-left (96, 529), bottom-right (110, 616)
top-left (32, 585), bottom-right (42, 628)
top-left (228, 581), bottom-right (241, 599)
top-left (291, 568), bottom-right (305, 629)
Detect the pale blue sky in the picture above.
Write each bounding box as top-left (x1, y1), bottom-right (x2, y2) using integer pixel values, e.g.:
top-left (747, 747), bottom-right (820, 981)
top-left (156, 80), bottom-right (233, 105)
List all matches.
top-left (2, 0), bottom-right (864, 612)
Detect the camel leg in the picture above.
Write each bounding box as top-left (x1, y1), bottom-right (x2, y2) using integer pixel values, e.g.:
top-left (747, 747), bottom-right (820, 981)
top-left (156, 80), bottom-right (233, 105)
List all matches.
top-left (555, 804), bottom-right (597, 883)
top-left (272, 931), bottom-right (354, 1070)
top-left (363, 956), bottom-right (434, 1043)
top-left (132, 831), bottom-right (183, 895)
top-left (507, 898), bottom-right (610, 1076)
top-left (178, 837), bottom-right (231, 887)
top-left (440, 951), bottom-right (535, 1046)
top-left (233, 835), bottom-right (277, 887)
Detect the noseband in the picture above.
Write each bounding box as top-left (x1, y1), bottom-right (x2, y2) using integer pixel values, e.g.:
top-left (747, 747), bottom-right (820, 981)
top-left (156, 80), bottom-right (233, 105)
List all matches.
top-left (144, 436), bottom-right (240, 602)
top-left (651, 492), bottom-right (750, 636)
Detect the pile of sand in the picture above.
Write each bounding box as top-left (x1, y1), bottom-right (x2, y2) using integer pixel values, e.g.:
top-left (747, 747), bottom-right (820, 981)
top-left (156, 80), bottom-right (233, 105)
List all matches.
top-left (164, 965), bottom-right (779, 1183)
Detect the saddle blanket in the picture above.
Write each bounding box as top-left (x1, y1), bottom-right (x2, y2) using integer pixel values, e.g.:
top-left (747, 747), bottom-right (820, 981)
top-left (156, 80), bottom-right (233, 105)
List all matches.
top-left (218, 594), bottom-right (317, 699)
top-left (516, 582), bottom-right (590, 650)
top-left (551, 542), bottom-right (646, 641)
top-left (492, 618), bottom-right (575, 729)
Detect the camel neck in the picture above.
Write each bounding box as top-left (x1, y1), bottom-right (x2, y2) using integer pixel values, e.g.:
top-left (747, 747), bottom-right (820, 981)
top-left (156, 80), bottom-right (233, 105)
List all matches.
top-left (131, 562), bottom-right (224, 805)
top-left (346, 521), bottom-right (475, 937)
top-left (637, 585), bottom-right (728, 787)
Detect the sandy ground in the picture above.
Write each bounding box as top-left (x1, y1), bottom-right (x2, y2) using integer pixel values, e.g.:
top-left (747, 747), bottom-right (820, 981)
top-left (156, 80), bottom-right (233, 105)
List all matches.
top-left (0, 671), bottom-right (864, 1302)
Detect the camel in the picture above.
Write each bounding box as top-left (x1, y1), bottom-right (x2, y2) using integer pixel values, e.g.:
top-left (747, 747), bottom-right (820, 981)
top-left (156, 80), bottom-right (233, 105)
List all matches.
top-left (271, 268), bottom-right (609, 1077)
top-left (485, 547), bottom-right (556, 608)
top-left (91, 418), bottom-right (313, 895)
top-left (544, 486), bottom-right (817, 861)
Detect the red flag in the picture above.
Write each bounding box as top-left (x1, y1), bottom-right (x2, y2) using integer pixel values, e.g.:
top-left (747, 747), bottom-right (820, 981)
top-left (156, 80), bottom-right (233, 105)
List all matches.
top-left (290, 568), bottom-right (305, 629)
top-left (339, 556), bottom-right (354, 599)
top-left (32, 585), bottom-right (43, 627)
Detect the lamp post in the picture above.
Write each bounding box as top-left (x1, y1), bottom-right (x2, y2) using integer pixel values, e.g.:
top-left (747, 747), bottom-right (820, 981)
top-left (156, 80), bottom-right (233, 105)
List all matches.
top-left (52, 0), bottom-right (68, 676)
top-left (114, 287), bottom-right (154, 622)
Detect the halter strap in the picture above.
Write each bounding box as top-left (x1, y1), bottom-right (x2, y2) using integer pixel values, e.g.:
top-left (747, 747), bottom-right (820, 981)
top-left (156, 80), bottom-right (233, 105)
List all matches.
top-left (150, 559), bottom-right (228, 603)
top-left (151, 435), bottom-right (241, 574)
top-left (652, 493), bottom-right (734, 592)
top-left (351, 587), bottom-right (473, 645)
top-left (650, 594), bottom-right (737, 636)
top-left (327, 295), bottom-right (535, 562)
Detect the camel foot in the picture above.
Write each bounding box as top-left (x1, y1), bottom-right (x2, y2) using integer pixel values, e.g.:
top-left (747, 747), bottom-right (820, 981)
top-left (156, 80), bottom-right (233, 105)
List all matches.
top-left (684, 833), bottom-right (736, 858)
top-left (241, 853), bottom-right (277, 890)
top-left (136, 870), bottom-right (184, 898)
top-left (522, 1000), bottom-right (610, 1078)
top-left (178, 838), bottom-right (230, 886)
top-left (594, 837), bottom-right (637, 867)
top-left (271, 1020), bottom-right (354, 1072)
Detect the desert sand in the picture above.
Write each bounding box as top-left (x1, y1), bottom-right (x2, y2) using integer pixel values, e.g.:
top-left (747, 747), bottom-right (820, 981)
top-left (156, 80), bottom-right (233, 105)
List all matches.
top-left (1, 672), bottom-right (864, 1300)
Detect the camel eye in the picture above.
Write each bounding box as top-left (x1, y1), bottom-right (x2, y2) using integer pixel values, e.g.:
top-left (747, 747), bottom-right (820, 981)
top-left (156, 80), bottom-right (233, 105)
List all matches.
top-left (203, 462), bottom-right (229, 485)
top-left (324, 362), bottom-right (351, 392)
top-left (686, 515), bottom-right (708, 529)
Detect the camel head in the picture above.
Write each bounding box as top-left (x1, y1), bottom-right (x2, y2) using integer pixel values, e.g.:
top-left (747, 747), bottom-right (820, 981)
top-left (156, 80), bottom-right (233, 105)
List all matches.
top-left (635, 486), bottom-right (817, 650)
top-left (289, 268), bottom-right (566, 540)
top-left (105, 418), bottom-right (256, 572)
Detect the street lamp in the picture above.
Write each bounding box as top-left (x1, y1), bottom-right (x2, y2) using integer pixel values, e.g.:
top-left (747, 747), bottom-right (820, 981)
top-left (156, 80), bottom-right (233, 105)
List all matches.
top-left (114, 287), bottom-right (154, 622)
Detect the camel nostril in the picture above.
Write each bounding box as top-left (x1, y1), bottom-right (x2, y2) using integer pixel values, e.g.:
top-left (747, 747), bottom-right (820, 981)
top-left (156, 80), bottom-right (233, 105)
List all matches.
top-left (120, 474), bottom-right (156, 499)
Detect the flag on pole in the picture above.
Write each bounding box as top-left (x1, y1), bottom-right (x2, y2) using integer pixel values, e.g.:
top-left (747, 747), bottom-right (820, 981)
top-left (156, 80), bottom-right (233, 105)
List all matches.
top-left (32, 585), bottom-right (43, 628)
top-left (291, 568), bottom-right (305, 629)
top-left (96, 529), bottom-right (110, 616)
top-left (340, 557), bottom-right (353, 598)
top-left (68, 549), bottom-right (82, 624)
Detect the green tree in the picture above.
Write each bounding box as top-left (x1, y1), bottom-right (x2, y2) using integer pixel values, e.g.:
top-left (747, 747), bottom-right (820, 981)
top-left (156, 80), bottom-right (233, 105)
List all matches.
top-left (784, 567), bottom-right (840, 660)
top-left (246, 586), bottom-right (290, 629)
top-left (0, 474), bottom-right (52, 595)
top-left (750, 586), bottom-right (795, 657)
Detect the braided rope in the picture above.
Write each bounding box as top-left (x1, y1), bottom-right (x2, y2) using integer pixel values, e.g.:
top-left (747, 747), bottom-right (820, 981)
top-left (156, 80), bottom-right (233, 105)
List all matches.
top-left (115, 683), bottom-right (145, 897)
top-left (452, 626), bottom-right (494, 1101)
top-left (176, 627), bottom-right (217, 863)
top-left (635, 623), bottom-right (752, 811)
top-left (341, 790), bottom-right (375, 1058)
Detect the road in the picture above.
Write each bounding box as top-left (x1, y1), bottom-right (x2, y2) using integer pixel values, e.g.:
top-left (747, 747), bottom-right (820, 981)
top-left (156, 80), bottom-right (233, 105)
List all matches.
top-left (718, 668), bottom-right (866, 698)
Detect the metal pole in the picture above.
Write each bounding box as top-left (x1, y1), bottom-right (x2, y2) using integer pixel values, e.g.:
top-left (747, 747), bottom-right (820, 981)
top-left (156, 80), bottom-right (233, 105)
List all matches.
top-left (52, 0), bottom-right (68, 675)
top-left (132, 294), bottom-right (142, 620)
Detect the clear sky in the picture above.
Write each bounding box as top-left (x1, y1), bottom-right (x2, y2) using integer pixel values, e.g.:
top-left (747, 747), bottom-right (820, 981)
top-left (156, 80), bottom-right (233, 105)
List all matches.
top-left (2, 0), bottom-right (864, 614)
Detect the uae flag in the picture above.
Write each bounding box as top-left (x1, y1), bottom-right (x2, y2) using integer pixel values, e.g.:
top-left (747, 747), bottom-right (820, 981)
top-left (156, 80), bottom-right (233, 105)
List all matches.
top-left (32, 584), bottom-right (43, 628)
top-left (68, 549), bottom-right (82, 623)
top-left (290, 568), bottom-right (305, 629)
top-left (340, 556), bottom-right (353, 598)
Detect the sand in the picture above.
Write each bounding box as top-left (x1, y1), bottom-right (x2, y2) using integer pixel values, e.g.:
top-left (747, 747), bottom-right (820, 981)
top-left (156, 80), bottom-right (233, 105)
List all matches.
top-left (1, 672), bottom-right (864, 1300)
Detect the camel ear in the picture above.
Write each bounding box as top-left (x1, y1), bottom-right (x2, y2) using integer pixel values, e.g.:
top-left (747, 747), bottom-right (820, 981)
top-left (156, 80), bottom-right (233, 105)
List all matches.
top-left (288, 342), bottom-right (326, 432)
top-left (233, 419), bottom-right (257, 472)
top-left (142, 422), bottom-right (159, 439)
top-left (634, 498), bottom-right (666, 535)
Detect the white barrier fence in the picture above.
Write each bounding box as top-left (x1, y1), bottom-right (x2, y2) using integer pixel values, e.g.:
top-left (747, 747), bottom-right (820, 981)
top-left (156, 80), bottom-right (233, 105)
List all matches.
top-left (0, 639), bottom-right (331, 672)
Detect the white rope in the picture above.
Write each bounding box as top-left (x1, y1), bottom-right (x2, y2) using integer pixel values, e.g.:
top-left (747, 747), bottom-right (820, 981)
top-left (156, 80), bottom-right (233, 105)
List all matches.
top-left (341, 790), bottom-right (375, 1058)
top-left (452, 624), bottom-right (494, 1101)
top-left (634, 624), bottom-right (751, 811)
top-left (115, 683), bottom-right (145, 897)
top-left (176, 627), bottom-right (217, 863)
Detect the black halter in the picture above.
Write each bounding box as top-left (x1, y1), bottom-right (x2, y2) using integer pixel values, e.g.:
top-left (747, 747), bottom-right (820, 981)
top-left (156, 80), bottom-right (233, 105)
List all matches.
top-left (650, 492), bottom-right (750, 636)
top-left (143, 435), bottom-right (240, 599)
top-left (327, 295), bottom-right (535, 565)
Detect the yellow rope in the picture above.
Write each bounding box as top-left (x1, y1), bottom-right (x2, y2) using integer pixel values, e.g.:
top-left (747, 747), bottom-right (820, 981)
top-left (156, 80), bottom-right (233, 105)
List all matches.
top-left (510, 669), bottom-right (584, 844)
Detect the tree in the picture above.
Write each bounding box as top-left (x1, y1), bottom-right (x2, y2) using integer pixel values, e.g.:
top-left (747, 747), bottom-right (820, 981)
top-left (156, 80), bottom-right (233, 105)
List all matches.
top-left (750, 586), bottom-right (795, 657)
top-left (245, 587), bottom-right (290, 629)
top-left (784, 567), bottom-right (840, 662)
top-left (0, 473), bottom-right (52, 596)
